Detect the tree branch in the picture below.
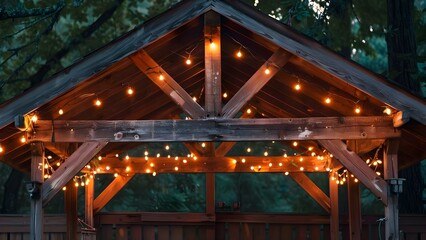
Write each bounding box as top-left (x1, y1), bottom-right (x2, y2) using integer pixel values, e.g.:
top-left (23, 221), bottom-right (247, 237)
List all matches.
top-left (0, 1), bottom-right (64, 20)
top-left (29, 0), bottom-right (125, 86)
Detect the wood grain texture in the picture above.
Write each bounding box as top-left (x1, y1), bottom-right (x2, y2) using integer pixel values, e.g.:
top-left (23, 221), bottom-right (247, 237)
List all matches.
top-left (289, 172), bottom-right (330, 213)
top-left (204, 11), bottom-right (222, 117)
top-left (347, 177), bottom-right (362, 240)
top-left (320, 140), bottom-right (388, 204)
top-left (31, 117), bottom-right (400, 143)
top-left (65, 181), bottom-right (77, 240)
top-left (221, 49), bottom-right (291, 118)
top-left (384, 139), bottom-right (399, 240)
top-left (30, 142), bottom-right (44, 240)
top-left (131, 50), bottom-right (206, 119)
top-left (85, 179), bottom-right (94, 227)
top-left (93, 173), bottom-right (135, 214)
top-left (212, 0), bottom-right (426, 124)
top-left (42, 142), bottom-right (107, 205)
top-left (329, 174), bottom-right (339, 240)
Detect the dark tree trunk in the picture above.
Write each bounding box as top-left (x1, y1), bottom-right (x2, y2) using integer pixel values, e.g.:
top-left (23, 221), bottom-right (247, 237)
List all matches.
top-left (1, 169), bottom-right (24, 213)
top-left (328, 0), bottom-right (352, 59)
top-left (386, 0), bottom-right (423, 97)
top-left (387, 0), bottom-right (424, 214)
top-left (399, 163), bottom-right (424, 213)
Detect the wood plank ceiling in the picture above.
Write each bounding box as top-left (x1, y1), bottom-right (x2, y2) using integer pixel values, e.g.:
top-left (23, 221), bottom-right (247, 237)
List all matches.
top-left (0, 10), bottom-right (425, 176)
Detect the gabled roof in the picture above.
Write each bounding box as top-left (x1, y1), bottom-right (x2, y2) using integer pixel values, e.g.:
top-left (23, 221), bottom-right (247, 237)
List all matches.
top-left (0, 0), bottom-right (425, 172)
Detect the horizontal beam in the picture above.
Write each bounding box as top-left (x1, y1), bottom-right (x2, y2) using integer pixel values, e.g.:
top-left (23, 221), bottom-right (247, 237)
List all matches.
top-left (86, 156), bottom-right (330, 174)
top-left (30, 116), bottom-right (399, 143)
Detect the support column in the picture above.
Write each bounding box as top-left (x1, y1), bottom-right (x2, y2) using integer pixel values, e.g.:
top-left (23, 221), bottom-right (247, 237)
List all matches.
top-left (206, 172), bottom-right (215, 240)
top-left (85, 178), bottom-right (94, 227)
top-left (384, 139), bottom-right (400, 240)
top-left (347, 175), bottom-right (361, 240)
top-left (329, 173), bottom-right (339, 240)
top-left (30, 142), bottom-right (44, 240)
top-left (65, 181), bottom-right (78, 240)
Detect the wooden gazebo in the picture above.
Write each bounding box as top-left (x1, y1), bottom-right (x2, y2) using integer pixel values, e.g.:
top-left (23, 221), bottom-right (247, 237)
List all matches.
top-left (0, 0), bottom-right (425, 239)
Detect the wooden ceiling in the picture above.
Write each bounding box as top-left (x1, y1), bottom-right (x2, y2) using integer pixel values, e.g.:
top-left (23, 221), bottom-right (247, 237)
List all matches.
top-left (0, 0), bottom-right (425, 176)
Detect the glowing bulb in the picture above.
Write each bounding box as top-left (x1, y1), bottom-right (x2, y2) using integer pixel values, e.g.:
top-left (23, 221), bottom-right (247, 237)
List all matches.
top-left (376, 171), bottom-right (381, 176)
top-left (201, 142), bottom-right (206, 148)
top-left (98, 156), bottom-right (102, 161)
top-left (354, 178), bottom-right (359, 183)
top-left (185, 58), bottom-right (192, 65)
top-left (165, 145), bottom-right (170, 150)
top-left (152, 172), bottom-right (157, 176)
top-left (183, 159), bottom-right (187, 164)
top-left (127, 87), bottom-right (134, 95)
top-left (292, 141), bottom-right (298, 147)
top-left (294, 83), bottom-right (301, 91)
top-left (308, 147), bottom-right (313, 151)
top-left (325, 97), bottom-right (331, 104)
top-left (246, 108), bottom-right (252, 114)
top-left (159, 73), bottom-right (165, 80)
top-left (268, 163), bottom-right (272, 167)
top-left (246, 147), bottom-right (251, 153)
top-left (384, 107), bottom-right (392, 115)
top-left (355, 106), bottom-right (361, 114)
top-left (300, 167), bottom-right (304, 171)
top-left (299, 157), bottom-right (303, 162)
top-left (223, 92), bottom-right (228, 98)
top-left (241, 158), bottom-right (246, 163)
top-left (56, 162), bottom-right (60, 166)
top-left (193, 96), bottom-right (197, 102)
top-left (315, 166), bottom-right (319, 171)
top-left (75, 182), bottom-right (79, 187)
top-left (95, 99), bottom-right (102, 107)
top-left (114, 173), bottom-right (118, 177)
top-left (264, 151), bottom-right (268, 156)
top-left (233, 159), bottom-right (237, 164)
top-left (283, 153), bottom-right (287, 158)
top-left (250, 166), bottom-right (255, 170)
top-left (125, 166), bottom-right (130, 172)
top-left (81, 182), bottom-right (85, 187)
top-left (58, 109), bottom-right (64, 115)
top-left (106, 166), bottom-right (110, 170)
top-left (125, 155), bottom-right (129, 160)
top-left (146, 169), bottom-right (151, 173)
top-left (20, 136), bottom-right (26, 143)
top-left (144, 151), bottom-right (149, 156)
top-left (62, 186), bottom-right (67, 191)
top-left (236, 50), bottom-right (242, 58)
top-left (156, 153), bottom-right (160, 157)
top-left (31, 115), bottom-right (38, 123)
top-left (264, 68), bottom-right (270, 75)
top-left (0, 146), bottom-right (3, 153)
top-left (279, 162), bottom-right (282, 167)
top-left (284, 172), bottom-right (289, 175)
top-left (210, 40), bottom-right (216, 49)
top-left (150, 163), bottom-right (154, 167)
top-left (174, 166), bottom-right (179, 171)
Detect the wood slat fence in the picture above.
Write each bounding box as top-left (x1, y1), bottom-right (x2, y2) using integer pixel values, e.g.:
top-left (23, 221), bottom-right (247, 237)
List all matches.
top-left (0, 213), bottom-right (425, 240)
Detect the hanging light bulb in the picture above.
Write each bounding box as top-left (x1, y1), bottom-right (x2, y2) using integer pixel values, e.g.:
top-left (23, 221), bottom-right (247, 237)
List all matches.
top-left (94, 98), bottom-right (102, 107)
top-left (246, 147), bottom-right (251, 153)
top-left (292, 141), bottom-right (298, 147)
top-left (114, 173), bottom-right (119, 178)
top-left (127, 87), bottom-right (134, 95)
top-left (246, 108), bottom-right (252, 114)
top-left (355, 106), bottom-right (361, 114)
top-left (185, 57), bottom-right (192, 65)
top-left (264, 151), bottom-right (268, 156)
top-left (0, 145), bottom-right (3, 153)
top-left (325, 97), bottom-right (331, 104)
top-left (201, 142), bottom-right (206, 148)
top-left (210, 39), bottom-right (216, 49)
top-left (192, 96), bottom-right (197, 102)
top-left (264, 67), bottom-right (270, 75)
top-left (152, 171), bottom-right (157, 176)
top-left (21, 135), bottom-right (26, 143)
top-left (223, 92), bottom-right (228, 98)
top-left (58, 109), bottom-right (64, 115)
top-left (384, 107), bottom-right (392, 115)
top-left (241, 158), bottom-right (246, 163)
top-left (31, 114), bottom-right (38, 123)
top-left (294, 82), bottom-right (301, 91)
top-left (236, 49), bottom-right (242, 58)
top-left (159, 72), bottom-right (165, 80)
top-left (165, 145), bottom-right (170, 150)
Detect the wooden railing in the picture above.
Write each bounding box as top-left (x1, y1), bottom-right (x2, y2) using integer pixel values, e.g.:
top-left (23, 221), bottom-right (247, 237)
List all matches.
top-left (0, 213), bottom-right (425, 240)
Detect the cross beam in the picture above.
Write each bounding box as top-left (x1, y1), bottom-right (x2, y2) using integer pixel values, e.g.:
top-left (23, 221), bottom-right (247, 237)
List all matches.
top-left (29, 116), bottom-right (399, 143)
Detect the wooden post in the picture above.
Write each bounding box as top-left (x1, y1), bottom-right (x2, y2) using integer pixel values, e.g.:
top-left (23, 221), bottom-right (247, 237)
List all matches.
top-left (347, 175), bottom-right (362, 240)
top-left (30, 142), bottom-right (44, 240)
top-left (85, 177), bottom-right (94, 227)
top-left (206, 172), bottom-right (215, 240)
top-left (384, 139), bottom-right (400, 240)
top-left (329, 173), bottom-right (339, 240)
top-left (65, 181), bottom-right (78, 240)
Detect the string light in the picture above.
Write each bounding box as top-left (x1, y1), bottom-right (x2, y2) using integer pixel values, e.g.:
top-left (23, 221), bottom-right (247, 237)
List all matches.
top-left (246, 108), bottom-right (252, 114)
top-left (193, 96), bottom-right (197, 102)
top-left (236, 49), bottom-right (242, 58)
top-left (185, 58), bottom-right (192, 65)
top-left (264, 151), bottom-right (268, 156)
top-left (292, 141), bottom-right (298, 147)
top-left (94, 99), bottom-right (102, 107)
top-left (325, 97), bottom-right (331, 104)
top-left (264, 67), bottom-right (270, 75)
top-left (210, 39), bottom-right (216, 49)
top-left (62, 186), bottom-right (67, 191)
top-left (384, 107), bottom-right (392, 115)
top-left (159, 73), bottom-right (165, 80)
top-left (126, 87), bottom-right (134, 95)
top-left (31, 114), bottom-right (38, 123)
top-left (223, 92), bottom-right (228, 98)
top-left (284, 172), bottom-right (289, 175)
top-left (58, 109), bottom-right (64, 115)
top-left (114, 173), bottom-right (119, 177)
top-left (144, 151), bottom-right (149, 156)
top-left (246, 147), bottom-right (251, 153)
top-left (294, 82), bottom-right (301, 91)
top-left (174, 166), bottom-right (179, 171)
top-left (152, 171), bottom-right (157, 176)
top-left (165, 145), bottom-right (170, 150)
top-left (355, 106), bottom-right (361, 114)
top-left (241, 158), bottom-right (246, 163)
top-left (0, 145), bottom-right (3, 153)
top-left (20, 135), bottom-right (26, 143)
top-left (201, 142), bottom-right (206, 148)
